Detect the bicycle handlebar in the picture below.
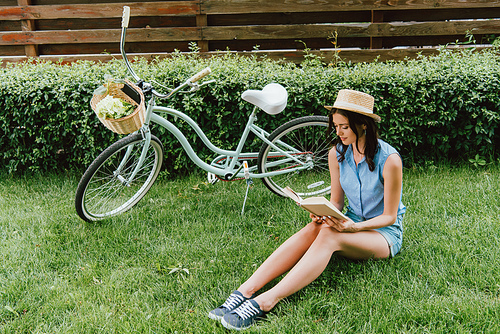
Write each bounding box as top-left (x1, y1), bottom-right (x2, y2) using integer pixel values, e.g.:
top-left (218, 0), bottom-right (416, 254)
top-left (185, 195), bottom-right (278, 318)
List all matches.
top-left (122, 6), bottom-right (130, 28)
top-left (188, 67), bottom-right (211, 83)
top-left (120, 6), bottom-right (212, 99)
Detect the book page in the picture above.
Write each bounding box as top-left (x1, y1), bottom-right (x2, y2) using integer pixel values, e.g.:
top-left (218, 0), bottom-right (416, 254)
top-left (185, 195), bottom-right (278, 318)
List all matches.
top-left (283, 186), bottom-right (303, 203)
top-left (283, 186), bottom-right (348, 221)
top-left (301, 197), bottom-right (348, 220)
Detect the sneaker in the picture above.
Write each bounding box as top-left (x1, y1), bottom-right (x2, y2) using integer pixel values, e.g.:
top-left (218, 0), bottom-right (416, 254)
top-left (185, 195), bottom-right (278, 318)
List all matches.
top-left (221, 299), bottom-right (266, 330)
top-left (208, 290), bottom-right (251, 321)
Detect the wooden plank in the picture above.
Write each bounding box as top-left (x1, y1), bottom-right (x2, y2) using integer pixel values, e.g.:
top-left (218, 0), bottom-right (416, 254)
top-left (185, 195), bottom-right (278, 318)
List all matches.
top-left (208, 34), bottom-right (485, 52)
top-left (208, 36), bottom-right (371, 51)
top-left (34, 16), bottom-right (196, 31)
top-left (383, 7), bottom-right (500, 22)
top-left (0, 27), bottom-right (201, 45)
top-left (201, 0), bottom-right (500, 14)
top-left (1, 46), bottom-right (493, 66)
top-left (0, 0), bottom-right (18, 5)
top-left (205, 45), bottom-right (493, 63)
top-left (31, 0), bottom-right (146, 3)
top-left (207, 11), bottom-right (371, 26)
top-left (0, 45), bottom-right (25, 56)
top-left (202, 19), bottom-right (500, 41)
top-left (380, 35), bottom-right (479, 48)
top-left (0, 1), bottom-right (200, 20)
top-left (0, 21), bottom-right (21, 32)
top-left (203, 24), bottom-right (370, 40)
top-left (375, 19), bottom-right (500, 37)
top-left (38, 41), bottom-right (191, 55)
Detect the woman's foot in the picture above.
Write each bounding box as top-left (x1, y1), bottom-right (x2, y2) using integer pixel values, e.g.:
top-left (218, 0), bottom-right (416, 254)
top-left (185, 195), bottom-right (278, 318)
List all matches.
top-left (208, 290), bottom-right (253, 321)
top-left (221, 299), bottom-right (267, 330)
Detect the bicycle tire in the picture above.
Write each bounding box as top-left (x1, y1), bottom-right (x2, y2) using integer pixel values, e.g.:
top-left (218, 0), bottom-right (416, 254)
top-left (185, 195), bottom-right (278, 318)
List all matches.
top-left (257, 115), bottom-right (331, 197)
top-left (75, 133), bottom-right (164, 222)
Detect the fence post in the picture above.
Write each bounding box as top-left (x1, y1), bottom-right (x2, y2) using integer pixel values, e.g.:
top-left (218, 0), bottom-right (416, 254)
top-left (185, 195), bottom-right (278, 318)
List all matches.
top-left (370, 10), bottom-right (383, 49)
top-left (196, 13), bottom-right (208, 52)
top-left (17, 0), bottom-right (39, 58)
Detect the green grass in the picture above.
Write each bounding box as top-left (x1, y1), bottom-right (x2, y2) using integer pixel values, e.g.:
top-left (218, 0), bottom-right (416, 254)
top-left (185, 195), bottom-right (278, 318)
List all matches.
top-left (0, 165), bottom-right (499, 333)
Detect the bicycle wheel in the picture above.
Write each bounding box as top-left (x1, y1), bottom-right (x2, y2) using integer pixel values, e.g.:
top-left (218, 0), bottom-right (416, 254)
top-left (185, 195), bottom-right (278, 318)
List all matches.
top-left (257, 115), bottom-right (331, 197)
top-left (75, 133), bottom-right (164, 222)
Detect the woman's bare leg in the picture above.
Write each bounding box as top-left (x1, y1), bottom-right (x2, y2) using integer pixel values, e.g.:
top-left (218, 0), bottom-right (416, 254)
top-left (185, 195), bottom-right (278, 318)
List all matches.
top-left (254, 225), bottom-right (390, 311)
top-left (237, 222), bottom-right (323, 298)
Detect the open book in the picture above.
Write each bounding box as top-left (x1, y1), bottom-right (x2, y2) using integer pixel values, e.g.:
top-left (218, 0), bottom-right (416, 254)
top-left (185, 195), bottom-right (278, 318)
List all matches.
top-left (283, 186), bottom-right (349, 221)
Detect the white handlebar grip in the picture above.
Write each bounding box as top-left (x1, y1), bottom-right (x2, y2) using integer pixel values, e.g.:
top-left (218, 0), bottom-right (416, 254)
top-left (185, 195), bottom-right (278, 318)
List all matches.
top-left (189, 67), bottom-right (211, 83)
top-left (122, 6), bottom-right (130, 28)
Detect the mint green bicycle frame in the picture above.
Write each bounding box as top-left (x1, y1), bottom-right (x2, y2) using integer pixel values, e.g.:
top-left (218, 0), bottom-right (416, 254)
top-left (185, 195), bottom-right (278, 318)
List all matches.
top-left (121, 97), bottom-right (314, 185)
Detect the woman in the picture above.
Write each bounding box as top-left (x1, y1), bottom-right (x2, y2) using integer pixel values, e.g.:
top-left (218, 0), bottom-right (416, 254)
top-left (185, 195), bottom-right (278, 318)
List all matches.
top-left (208, 89), bottom-right (405, 330)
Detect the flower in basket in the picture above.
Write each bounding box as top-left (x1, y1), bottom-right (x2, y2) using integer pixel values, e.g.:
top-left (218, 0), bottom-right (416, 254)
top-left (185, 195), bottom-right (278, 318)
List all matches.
top-left (95, 95), bottom-right (135, 120)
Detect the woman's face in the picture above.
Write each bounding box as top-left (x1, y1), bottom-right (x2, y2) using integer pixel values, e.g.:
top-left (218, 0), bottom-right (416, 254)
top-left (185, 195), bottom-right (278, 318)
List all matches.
top-left (331, 112), bottom-right (364, 146)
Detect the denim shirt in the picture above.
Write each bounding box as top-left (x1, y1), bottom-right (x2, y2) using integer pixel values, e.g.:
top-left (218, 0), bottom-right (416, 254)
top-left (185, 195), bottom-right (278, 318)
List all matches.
top-left (337, 139), bottom-right (406, 220)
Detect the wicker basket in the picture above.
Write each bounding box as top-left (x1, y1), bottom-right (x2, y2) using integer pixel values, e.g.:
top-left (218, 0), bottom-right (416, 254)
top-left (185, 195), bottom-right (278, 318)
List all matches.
top-left (90, 79), bottom-right (146, 134)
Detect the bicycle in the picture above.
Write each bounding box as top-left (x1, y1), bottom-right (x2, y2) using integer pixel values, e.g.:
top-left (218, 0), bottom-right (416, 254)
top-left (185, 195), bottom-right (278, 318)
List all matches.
top-left (75, 6), bottom-right (331, 222)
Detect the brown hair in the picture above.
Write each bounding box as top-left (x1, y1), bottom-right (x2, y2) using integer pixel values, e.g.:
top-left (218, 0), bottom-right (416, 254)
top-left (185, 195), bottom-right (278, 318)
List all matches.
top-left (327, 108), bottom-right (380, 171)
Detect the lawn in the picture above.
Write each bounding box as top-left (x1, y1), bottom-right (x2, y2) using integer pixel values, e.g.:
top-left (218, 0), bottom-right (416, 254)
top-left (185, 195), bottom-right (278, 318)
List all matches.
top-left (0, 165), bottom-right (499, 333)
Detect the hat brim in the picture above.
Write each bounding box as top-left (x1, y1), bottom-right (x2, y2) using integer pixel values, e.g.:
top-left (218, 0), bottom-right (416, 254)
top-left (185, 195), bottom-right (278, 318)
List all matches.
top-left (324, 105), bottom-right (381, 122)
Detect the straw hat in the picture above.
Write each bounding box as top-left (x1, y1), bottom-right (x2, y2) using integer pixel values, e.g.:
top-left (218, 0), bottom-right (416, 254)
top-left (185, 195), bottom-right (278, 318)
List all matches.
top-left (324, 89), bottom-right (381, 122)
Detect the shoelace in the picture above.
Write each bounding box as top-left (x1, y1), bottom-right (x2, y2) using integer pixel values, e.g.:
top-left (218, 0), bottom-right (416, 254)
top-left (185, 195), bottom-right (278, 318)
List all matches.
top-left (221, 293), bottom-right (245, 310)
top-left (234, 300), bottom-right (260, 320)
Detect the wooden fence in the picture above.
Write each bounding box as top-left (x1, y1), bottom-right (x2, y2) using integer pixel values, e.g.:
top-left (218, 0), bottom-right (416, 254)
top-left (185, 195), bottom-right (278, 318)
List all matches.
top-left (1, 0), bottom-right (500, 65)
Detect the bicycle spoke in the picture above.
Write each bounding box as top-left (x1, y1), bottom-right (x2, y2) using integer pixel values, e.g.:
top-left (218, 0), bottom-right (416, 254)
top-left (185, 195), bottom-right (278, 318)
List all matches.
top-left (258, 116), bottom-right (331, 197)
top-left (75, 134), bottom-right (164, 221)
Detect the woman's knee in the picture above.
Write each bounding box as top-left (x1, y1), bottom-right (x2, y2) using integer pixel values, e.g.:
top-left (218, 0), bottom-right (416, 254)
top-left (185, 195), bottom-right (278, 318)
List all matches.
top-left (297, 221), bottom-right (324, 238)
top-left (297, 223), bottom-right (344, 249)
top-left (315, 227), bottom-right (390, 259)
top-left (314, 225), bottom-right (344, 249)
top-left (303, 221), bottom-right (324, 231)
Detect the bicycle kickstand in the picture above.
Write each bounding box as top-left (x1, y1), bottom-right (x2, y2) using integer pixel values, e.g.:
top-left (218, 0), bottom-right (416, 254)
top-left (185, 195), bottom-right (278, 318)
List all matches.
top-left (241, 161), bottom-right (253, 215)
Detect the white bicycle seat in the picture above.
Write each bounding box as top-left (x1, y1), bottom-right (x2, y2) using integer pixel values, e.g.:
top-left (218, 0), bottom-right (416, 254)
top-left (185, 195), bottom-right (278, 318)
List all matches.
top-left (241, 83), bottom-right (288, 115)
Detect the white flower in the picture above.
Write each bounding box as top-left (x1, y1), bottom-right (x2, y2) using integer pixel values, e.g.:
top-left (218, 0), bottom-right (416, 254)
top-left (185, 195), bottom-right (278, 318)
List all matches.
top-left (95, 95), bottom-right (134, 119)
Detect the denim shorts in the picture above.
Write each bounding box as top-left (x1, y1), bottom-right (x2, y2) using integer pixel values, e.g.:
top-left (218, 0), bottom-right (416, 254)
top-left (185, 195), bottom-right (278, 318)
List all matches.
top-left (345, 208), bottom-right (404, 257)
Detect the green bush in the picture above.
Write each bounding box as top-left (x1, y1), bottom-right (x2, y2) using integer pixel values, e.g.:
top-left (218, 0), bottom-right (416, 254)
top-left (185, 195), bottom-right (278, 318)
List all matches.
top-left (1, 48), bottom-right (500, 174)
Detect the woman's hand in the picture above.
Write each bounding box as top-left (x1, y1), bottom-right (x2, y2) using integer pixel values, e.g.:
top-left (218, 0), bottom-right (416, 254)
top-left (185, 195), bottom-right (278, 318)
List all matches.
top-left (321, 216), bottom-right (358, 233)
top-left (310, 213), bottom-right (323, 224)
